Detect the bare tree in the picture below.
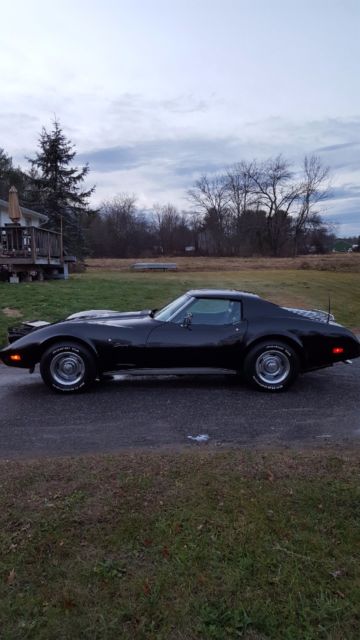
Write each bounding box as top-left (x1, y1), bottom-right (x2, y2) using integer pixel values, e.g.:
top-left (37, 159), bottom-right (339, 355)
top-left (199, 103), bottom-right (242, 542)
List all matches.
top-left (187, 174), bottom-right (231, 254)
top-left (225, 161), bottom-right (259, 253)
top-left (153, 203), bottom-right (182, 254)
top-left (292, 155), bottom-right (330, 256)
top-left (98, 194), bottom-right (148, 257)
top-left (226, 161), bottom-right (258, 218)
top-left (188, 174), bottom-right (230, 215)
top-left (247, 155), bottom-right (302, 256)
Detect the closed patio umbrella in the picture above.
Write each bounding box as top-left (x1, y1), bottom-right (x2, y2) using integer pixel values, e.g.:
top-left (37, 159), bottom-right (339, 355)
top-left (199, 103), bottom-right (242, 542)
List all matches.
top-left (8, 186), bottom-right (22, 223)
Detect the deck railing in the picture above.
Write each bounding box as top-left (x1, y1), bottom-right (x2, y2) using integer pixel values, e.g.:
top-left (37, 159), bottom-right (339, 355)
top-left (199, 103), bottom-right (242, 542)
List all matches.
top-left (0, 226), bottom-right (62, 260)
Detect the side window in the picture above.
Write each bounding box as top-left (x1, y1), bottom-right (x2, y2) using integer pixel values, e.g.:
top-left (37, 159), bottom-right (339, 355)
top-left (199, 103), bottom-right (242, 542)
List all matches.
top-left (173, 298), bottom-right (241, 325)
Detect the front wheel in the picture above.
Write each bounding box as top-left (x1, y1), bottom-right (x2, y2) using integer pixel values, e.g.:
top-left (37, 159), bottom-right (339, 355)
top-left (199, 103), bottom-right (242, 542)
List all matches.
top-left (40, 342), bottom-right (97, 393)
top-left (243, 341), bottom-right (299, 392)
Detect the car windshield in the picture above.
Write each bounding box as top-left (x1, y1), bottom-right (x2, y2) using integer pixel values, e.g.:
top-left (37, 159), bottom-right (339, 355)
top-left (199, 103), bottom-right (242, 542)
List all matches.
top-left (154, 294), bottom-right (191, 322)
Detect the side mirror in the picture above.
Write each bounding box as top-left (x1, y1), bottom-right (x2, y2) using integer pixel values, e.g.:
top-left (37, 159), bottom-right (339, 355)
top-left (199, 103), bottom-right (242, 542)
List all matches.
top-left (182, 312), bottom-right (192, 328)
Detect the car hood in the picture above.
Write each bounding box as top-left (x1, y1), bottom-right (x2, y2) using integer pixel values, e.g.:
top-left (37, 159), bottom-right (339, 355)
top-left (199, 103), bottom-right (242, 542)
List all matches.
top-left (6, 309), bottom-right (153, 344)
top-left (66, 309), bottom-right (152, 320)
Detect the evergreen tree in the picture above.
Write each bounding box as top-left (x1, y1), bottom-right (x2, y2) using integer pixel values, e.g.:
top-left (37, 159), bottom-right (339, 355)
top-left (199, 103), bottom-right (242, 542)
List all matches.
top-left (0, 148), bottom-right (28, 200)
top-left (27, 120), bottom-right (95, 258)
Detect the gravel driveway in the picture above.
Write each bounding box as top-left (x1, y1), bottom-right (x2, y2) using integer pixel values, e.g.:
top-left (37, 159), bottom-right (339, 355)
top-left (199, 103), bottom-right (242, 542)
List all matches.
top-left (1, 358), bottom-right (359, 459)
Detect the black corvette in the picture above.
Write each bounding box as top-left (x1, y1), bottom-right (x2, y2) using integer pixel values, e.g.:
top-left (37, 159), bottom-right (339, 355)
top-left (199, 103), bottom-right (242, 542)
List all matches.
top-left (0, 289), bottom-right (359, 393)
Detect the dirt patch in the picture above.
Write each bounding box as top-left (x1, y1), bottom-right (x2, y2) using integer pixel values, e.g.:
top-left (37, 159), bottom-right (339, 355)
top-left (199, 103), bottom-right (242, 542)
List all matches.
top-left (2, 307), bottom-right (22, 318)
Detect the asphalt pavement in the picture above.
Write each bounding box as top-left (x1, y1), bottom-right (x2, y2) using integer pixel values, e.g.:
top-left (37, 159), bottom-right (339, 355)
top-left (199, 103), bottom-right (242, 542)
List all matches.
top-left (0, 359), bottom-right (359, 459)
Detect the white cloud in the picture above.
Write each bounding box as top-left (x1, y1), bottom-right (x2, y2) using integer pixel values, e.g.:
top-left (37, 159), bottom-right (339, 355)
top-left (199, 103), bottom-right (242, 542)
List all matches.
top-left (0, 0), bottom-right (359, 234)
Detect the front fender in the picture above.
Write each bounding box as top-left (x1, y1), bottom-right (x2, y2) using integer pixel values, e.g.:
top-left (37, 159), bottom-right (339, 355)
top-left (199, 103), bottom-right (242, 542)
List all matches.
top-left (36, 333), bottom-right (100, 361)
top-left (1, 322), bottom-right (101, 367)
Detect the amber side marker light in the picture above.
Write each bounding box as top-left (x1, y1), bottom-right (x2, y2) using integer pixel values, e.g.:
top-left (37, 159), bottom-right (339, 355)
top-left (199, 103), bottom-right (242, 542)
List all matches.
top-left (10, 354), bottom-right (22, 361)
top-left (332, 347), bottom-right (344, 355)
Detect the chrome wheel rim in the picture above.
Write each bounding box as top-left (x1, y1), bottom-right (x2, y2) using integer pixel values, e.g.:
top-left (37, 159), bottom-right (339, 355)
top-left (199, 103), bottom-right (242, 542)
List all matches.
top-left (255, 349), bottom-right (291, 385)
top-left (50, 351), bottom-right (85, 387)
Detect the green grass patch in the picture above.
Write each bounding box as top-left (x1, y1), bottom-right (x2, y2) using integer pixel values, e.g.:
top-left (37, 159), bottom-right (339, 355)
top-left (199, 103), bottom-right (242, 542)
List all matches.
top-left (0, 449), bottom-right (360, 639)
top-left (1, 269), bottom-right (360, 346)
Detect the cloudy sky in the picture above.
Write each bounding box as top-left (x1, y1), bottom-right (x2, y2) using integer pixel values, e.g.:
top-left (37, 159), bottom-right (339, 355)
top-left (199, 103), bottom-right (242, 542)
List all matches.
top-left (1, 0), bottom-right (359, 236)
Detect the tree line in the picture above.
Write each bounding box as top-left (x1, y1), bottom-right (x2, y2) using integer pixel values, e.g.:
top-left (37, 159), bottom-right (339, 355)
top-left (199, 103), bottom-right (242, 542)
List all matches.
top-left (1, 120), bottom-right (335, 259)
top-left (88, 155), bottom-right (334, 257)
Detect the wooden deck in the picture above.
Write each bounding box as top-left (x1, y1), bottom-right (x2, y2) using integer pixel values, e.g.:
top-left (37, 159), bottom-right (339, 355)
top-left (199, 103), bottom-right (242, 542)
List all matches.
top-left (0, 225), bottom-right (76, 280)
top-left (0, 225), bottom-right (62, 265)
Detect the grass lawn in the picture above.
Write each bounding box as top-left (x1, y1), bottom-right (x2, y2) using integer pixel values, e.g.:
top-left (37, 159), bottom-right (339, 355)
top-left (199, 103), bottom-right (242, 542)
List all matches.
top-left (1, 268), bottom-right (360, 346)
top-left (1, 449), bottom-right (360, 639)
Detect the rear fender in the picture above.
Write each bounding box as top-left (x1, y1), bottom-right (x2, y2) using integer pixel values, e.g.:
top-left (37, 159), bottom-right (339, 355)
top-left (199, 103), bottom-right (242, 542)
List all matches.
top-left (243, 333), bottom-right (305, 367)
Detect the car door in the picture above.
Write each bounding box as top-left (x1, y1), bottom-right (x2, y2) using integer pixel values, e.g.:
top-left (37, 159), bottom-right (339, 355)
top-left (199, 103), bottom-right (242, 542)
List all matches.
top-left (145, 297), bottom-right (247, 369)
top-left (90, 316), bottom-right (157, 371)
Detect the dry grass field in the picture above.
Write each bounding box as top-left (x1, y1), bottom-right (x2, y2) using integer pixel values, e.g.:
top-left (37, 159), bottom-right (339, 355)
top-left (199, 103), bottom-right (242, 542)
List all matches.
top-left (85, 253), bottom-right (360, 273)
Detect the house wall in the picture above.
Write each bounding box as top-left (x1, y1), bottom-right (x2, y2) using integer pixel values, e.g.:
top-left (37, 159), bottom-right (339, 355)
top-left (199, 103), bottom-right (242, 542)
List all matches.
top-left (0, 203), bottom-right (44, 228)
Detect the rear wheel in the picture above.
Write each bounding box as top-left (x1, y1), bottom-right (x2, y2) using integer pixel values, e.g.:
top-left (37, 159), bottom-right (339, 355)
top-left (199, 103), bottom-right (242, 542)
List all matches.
top-left (243, 341), bottom-right (299, 392)
top-left (40, 342), bottom-right (96, 393)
